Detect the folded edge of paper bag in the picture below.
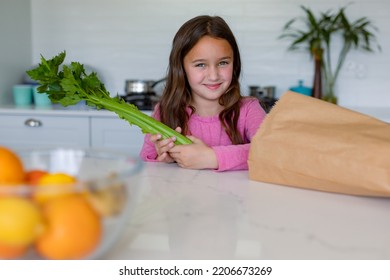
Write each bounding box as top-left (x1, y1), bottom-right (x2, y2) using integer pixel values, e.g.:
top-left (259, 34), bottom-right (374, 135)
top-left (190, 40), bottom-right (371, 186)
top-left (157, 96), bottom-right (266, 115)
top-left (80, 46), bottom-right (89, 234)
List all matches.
top-left (248, 91), bottom-right (390, 197)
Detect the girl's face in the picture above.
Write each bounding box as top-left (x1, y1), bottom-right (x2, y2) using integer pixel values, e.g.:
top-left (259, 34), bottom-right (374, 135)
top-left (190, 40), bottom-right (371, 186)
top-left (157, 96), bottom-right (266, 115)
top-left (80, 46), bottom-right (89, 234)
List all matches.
top-left (183, 36), bottom-right (233, 108)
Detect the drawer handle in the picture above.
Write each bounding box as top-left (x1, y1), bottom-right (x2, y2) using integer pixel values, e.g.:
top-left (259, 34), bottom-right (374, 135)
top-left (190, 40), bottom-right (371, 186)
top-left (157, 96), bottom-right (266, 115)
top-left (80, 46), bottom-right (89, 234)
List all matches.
top-left (24, 118), bottom-right (42, 127)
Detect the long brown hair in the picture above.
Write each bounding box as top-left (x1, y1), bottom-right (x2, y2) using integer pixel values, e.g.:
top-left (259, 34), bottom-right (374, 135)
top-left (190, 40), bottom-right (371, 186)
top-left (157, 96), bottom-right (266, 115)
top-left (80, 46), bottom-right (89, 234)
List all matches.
top-left (159, 15), bottom-right (244, 144)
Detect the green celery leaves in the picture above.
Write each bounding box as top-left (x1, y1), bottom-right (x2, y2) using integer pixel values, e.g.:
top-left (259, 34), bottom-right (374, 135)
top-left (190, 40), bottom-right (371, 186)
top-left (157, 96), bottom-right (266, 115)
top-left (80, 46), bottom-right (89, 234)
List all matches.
top-left (26, 51), bottom-right (192, 145)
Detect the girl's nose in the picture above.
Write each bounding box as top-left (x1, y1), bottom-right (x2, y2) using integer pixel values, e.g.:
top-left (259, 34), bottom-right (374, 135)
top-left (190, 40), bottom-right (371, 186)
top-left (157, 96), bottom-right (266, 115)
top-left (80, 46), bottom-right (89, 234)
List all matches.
top-left (207, 66), bottom-right (219, 80)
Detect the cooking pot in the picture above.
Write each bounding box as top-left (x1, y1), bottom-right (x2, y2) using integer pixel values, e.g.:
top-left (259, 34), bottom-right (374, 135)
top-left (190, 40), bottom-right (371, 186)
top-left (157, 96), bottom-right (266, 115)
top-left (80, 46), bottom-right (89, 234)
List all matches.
top-left (125, 78), bottom-right (166, 95)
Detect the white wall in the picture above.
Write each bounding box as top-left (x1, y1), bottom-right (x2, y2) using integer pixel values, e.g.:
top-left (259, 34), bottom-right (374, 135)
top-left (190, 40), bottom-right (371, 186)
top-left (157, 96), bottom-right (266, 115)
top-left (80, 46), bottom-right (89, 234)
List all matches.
top-left (30, 0), bottom-right (390, 107)
top-left (0, 0), bottom-right (31, 104)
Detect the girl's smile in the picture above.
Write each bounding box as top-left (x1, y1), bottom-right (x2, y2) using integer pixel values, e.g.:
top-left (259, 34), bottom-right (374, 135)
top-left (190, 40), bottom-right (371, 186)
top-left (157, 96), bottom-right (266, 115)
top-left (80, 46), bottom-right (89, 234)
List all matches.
top-left (205, 83), bottom-right (222, 90)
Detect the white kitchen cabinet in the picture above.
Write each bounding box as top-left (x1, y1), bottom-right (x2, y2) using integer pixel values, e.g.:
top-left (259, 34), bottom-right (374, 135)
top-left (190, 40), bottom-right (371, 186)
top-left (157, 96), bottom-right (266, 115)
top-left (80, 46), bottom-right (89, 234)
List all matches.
top-left (0, 114), bottom-right (90, 149)
top-left (0, 107), bottom-right (148, 155)
top-left (90, 117), bottom-right (145, 156)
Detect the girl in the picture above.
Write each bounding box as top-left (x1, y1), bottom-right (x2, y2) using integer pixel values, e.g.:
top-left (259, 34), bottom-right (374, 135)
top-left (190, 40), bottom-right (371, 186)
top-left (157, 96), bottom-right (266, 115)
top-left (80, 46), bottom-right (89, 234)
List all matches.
top-left (140, 15), bottom-right (267, 171)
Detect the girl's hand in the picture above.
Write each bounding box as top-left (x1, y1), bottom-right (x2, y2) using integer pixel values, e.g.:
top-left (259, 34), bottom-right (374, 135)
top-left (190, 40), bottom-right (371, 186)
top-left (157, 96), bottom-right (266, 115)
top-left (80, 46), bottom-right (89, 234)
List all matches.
top-left (169, 136), bottom-right (218, 169)
top-left (150, 127), bottom-right (181, 163)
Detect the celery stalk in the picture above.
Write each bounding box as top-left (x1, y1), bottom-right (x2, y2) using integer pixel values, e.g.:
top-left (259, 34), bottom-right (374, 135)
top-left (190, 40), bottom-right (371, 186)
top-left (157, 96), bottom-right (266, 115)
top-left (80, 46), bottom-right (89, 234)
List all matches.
top-left (26, 51), bottom-right (192, 145)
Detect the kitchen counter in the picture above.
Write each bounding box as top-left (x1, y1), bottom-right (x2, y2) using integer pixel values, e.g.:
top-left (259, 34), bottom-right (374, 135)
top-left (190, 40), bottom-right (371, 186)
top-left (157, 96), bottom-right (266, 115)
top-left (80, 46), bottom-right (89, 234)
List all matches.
top-left (105, 162), bottom-right (390, 260)
top-left (0, 103), bottom-right (152, 117)
top-left (0, 104), bottom-right (387, 122)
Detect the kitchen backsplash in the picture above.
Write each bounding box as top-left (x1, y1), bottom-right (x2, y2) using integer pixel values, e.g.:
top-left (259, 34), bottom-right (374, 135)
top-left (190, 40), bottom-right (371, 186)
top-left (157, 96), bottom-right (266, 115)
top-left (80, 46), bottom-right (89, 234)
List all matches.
top-left (4, 0), bottom-right (390, 107)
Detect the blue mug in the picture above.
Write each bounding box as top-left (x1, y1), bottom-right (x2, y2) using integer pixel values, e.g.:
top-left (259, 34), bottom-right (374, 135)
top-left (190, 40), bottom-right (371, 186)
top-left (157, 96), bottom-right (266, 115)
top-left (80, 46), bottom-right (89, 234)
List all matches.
top-left (33, 85), bottom-right (51, 106)
top-left (13, 84), bottom-right (33, 106)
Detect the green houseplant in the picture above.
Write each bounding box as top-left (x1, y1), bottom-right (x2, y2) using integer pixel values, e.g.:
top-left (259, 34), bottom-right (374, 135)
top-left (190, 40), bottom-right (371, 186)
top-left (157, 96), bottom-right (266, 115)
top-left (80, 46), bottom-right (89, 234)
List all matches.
top-left (280, 5), bottom-right (381, 103)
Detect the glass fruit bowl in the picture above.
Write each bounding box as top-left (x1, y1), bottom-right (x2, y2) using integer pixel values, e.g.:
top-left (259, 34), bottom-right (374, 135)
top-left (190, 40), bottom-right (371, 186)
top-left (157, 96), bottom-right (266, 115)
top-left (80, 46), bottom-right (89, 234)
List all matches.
top-left (0, 147), bottom-right (142, 260)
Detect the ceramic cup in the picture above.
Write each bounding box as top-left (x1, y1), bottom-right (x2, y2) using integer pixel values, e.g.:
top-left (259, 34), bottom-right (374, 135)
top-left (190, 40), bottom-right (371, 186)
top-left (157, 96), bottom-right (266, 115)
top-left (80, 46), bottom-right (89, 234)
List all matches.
top-left (33, 85), bottom-right (51, 107)
top-left (13, 84), bottom-right (33, 106)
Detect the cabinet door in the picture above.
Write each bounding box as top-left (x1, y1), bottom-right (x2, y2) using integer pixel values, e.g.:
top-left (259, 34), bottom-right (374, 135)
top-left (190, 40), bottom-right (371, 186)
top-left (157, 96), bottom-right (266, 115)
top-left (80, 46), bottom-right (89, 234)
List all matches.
top-left (90, 117), bottom-right (145, 156)
top-left (0, 115), bottom-right (89, 149)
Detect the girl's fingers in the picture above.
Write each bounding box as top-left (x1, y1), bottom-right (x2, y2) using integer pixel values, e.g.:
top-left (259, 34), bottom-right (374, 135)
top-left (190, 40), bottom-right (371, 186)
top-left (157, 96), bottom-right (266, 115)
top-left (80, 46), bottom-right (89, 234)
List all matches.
top-left (150, 134), bottom-right (162, 143)
top-left (157, 152), bottom-right (167, 161)
top-left (158, 143), bottom-right (174, 155)
top-left (157, 137), bottom-right (175, 149)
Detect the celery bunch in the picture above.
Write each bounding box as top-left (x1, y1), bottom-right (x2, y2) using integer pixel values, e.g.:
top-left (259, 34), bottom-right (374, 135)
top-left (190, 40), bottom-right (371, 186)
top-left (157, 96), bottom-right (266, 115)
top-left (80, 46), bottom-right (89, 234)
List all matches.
top-left (26, 51), bottom-right (191, 145)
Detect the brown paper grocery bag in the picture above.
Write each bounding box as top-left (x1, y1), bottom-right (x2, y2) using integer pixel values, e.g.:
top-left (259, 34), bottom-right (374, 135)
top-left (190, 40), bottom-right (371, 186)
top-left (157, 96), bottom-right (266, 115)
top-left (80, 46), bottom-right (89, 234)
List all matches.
top-left (248, 91), bottom-right (390, 197)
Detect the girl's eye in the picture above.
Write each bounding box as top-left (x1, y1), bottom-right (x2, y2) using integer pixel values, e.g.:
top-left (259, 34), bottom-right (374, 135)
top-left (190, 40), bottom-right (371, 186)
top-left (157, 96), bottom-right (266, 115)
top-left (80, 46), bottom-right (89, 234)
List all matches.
top-left (195, 63), bottom-right (206, 68)
top-left (219, 60), bottom-right (229, 66)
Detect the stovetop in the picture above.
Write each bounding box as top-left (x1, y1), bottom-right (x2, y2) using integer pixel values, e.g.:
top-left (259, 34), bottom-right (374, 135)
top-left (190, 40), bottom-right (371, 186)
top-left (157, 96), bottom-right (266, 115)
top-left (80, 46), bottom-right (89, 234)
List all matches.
top-left (122, 93), bottom-right (156, 111)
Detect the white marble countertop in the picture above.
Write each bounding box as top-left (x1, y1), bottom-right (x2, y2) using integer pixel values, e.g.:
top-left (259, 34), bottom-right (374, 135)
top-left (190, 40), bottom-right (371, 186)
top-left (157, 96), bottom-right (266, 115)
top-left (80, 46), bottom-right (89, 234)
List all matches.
top-left (105, 162), bottom-right (390, 260)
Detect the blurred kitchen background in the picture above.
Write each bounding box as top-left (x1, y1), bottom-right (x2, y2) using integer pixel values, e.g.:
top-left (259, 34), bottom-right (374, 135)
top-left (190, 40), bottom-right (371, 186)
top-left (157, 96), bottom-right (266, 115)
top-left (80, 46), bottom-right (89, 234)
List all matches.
top-left (1, 0), bottom-right (389, 108)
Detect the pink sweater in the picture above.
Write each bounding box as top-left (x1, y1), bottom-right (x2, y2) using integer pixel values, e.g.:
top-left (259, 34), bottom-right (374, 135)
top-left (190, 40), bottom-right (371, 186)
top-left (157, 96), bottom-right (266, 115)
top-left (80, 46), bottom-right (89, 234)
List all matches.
top-left (139, 97), bottom-right (267, 171)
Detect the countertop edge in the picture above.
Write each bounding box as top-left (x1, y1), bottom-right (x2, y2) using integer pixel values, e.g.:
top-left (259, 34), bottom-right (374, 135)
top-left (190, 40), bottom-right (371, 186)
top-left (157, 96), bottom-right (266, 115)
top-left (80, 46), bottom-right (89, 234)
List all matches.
top-left (0, 104), bottom-right (387, 122)
top-left (0, 104), bottom-right (153, 117)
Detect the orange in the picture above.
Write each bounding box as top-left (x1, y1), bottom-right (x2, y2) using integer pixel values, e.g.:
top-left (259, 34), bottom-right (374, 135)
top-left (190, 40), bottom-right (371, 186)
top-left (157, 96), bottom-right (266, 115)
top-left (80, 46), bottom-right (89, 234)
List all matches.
top-left (35, 194), bottom-right (102, 260)
top-left (25, 169), bottom-right (48, 186)
top-left (0, 146), bottom-right (24, 185)
top-left (0, 242), bottom-right (28, 259)
top-left (34, 173), bottom-right (77, 203)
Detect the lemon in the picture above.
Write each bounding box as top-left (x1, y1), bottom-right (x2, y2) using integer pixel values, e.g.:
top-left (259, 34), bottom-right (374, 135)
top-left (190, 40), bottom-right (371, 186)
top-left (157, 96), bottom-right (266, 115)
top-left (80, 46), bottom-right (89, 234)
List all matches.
top-left (34, 173), bottom-right (77, 204)
top-left (38, 173), bottom-right (76, 186)
top-left (0, 197), bottom-right (45, 246)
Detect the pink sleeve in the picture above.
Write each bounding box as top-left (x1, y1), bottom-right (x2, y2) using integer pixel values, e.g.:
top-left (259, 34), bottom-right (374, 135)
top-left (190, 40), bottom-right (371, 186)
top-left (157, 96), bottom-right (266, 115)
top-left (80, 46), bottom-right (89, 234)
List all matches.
top-left (139, 134), bottom-right (159, 162)
top-left (213, 98), bottom-right (266, 171)
top-left (212, 144), bottom-right (251, 171)
top-left (139, 107), bottom-right (159, 161)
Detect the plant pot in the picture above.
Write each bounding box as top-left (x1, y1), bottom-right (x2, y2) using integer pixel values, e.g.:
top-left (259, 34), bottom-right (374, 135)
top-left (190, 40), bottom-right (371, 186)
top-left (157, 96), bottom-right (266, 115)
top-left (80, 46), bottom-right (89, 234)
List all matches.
top-left (322, 94), bottom-right (338, 104)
